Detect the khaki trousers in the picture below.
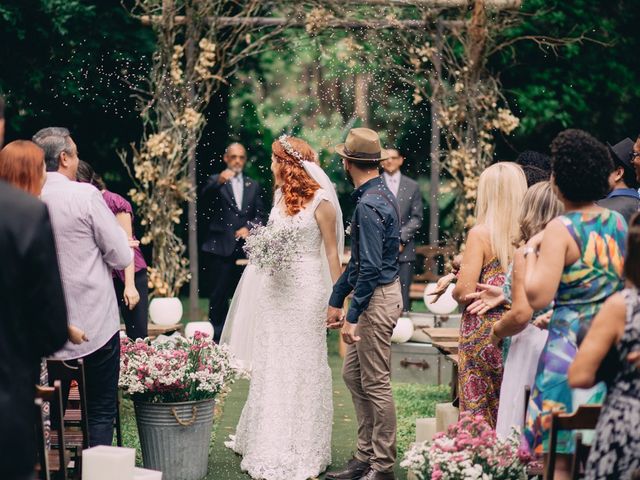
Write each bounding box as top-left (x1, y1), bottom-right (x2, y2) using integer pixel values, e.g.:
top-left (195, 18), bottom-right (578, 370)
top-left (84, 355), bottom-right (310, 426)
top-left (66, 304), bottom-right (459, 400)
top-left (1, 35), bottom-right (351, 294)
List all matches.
top-left (342, 278), bottom-right (403, 473)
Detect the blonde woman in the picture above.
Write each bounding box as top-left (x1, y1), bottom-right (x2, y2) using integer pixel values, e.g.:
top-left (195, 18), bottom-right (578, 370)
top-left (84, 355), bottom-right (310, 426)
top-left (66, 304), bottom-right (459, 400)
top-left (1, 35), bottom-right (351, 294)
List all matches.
top-left (452, 162), bottom-right (527, 427)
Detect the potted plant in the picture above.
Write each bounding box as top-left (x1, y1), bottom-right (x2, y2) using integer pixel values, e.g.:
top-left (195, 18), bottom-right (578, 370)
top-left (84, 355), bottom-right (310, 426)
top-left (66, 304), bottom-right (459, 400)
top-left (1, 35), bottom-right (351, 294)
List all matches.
top-left (401, 412), bottom-right (530, 480)
top-left (119, 332), bottom-right (237, 480)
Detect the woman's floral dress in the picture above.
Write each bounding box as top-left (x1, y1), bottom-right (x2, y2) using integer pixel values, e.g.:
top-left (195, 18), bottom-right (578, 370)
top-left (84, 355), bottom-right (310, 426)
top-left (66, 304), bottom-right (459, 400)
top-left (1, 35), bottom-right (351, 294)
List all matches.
top-left (524, 210), bottom-right (626, 454)
top-left (458, 257), bottom-right (506, 428)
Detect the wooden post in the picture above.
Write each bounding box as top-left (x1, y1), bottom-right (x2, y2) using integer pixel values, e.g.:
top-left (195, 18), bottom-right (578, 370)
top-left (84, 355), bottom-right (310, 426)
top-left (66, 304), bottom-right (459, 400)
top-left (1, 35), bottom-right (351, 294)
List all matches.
top-left (184, 1), bottom-right (200, 323)
top-left (429, 19), bottom-right (443, 246)
top-left (355, 72), bottom-right (370, 125)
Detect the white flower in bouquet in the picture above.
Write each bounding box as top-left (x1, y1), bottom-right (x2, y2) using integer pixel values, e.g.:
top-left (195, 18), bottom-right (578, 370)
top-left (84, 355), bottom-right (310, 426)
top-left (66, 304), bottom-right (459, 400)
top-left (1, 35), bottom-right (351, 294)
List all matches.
top-left (243, 223), bottom-right (302, 275)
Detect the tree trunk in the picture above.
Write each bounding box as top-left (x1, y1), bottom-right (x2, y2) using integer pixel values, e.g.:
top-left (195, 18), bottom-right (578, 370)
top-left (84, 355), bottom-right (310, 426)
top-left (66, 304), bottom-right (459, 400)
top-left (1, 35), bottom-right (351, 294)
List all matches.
top-left (354, 72), bottom-right (370, 125)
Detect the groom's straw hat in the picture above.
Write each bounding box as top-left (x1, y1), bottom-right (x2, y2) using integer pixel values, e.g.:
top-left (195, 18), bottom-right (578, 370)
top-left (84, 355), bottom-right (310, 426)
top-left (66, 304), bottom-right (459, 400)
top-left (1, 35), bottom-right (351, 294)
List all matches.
top-left (335, 128), bottom-right (388, 162)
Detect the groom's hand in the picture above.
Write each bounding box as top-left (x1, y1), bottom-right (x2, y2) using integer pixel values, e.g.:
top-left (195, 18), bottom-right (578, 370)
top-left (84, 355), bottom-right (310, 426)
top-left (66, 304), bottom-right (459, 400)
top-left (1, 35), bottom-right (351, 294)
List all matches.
top-left (341, 322), bottom-right (361, 344)
top-left (326, 306), bottom-right (344, 329)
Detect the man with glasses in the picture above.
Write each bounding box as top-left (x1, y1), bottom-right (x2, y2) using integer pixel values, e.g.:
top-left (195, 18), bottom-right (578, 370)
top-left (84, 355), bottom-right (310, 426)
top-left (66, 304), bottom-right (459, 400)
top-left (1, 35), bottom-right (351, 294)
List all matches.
top-left (34, 127), bottom-right (133, 447)
top-left (597, 137), bottom-right (640, 222)
top-left (201, 142), bottom-right (266, 342)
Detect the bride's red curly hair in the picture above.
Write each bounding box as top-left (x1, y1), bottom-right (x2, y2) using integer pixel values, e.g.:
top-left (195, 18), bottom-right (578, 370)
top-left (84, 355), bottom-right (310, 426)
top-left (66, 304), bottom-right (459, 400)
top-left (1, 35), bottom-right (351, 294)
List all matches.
top-left (272, 137), bottom-right (320, 216)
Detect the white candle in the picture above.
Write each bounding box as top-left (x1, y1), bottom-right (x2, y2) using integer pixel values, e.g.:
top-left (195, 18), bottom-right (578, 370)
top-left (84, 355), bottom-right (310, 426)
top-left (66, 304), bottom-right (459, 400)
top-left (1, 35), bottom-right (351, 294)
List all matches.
top-left (134, 467), bottom-right (163, 480)
top-left (435, 402), bottom-right (459, 433)
top-left (82, 446), bottom-right (136, 480)
top-left (415, 418), bottom-right (437, 443)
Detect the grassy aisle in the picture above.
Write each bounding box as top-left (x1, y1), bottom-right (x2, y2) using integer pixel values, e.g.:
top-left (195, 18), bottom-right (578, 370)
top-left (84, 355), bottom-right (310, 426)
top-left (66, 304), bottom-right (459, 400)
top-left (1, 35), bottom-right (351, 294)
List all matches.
top-left (123, 300), bottom-right (450, 479)
top-left (206, 331), bottom-right (412, 480)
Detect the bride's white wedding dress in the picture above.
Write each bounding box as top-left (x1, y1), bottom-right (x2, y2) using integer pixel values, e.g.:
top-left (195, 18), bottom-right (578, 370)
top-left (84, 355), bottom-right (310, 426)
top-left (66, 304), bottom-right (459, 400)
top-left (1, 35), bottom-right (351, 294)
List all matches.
top-left (223, 188), bottom-right (335, 480)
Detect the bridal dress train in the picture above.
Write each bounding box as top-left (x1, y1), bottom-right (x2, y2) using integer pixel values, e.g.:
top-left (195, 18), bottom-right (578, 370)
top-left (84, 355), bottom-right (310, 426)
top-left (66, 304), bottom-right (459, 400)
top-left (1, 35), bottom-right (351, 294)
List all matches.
top-left (224, 188), bottom-right (335, 480)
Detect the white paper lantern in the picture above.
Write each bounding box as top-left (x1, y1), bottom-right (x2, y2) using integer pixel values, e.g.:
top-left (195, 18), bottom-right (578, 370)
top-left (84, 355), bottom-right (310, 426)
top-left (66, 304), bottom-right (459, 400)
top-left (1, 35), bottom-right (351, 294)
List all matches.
top-left (185, 321), bottom-right (214, 339)
top-left (149, 297), bottom-right (183, 326)
top-left (424, 283), bottom-right (458, 315)
top-left (391, 316), bottom-right (414, 343)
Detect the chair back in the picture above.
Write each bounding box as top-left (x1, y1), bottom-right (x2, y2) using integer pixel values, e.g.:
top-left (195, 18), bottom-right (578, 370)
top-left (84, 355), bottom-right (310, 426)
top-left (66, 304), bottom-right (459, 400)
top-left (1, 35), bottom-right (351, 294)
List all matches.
top-left (546, 405), bottom-right (601, 479)
top-left (35, 381), bottom-right (67, 480)
top-left (413, 245), bottom-right (456, 283)
top-left (34, 398), bottom-right (50, 480)
top-left (46, 359), bottom-right (90, 448)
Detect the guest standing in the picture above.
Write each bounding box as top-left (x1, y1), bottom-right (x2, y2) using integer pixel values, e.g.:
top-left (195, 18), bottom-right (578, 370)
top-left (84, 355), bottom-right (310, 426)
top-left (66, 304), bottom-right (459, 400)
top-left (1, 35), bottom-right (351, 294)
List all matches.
top-left (597, 137), bottom-right (640, 222)
top-left (452, 162), bottom-right (527, 428)
top-left (34, 127), bottom-right (133, 447)
top-left (381, 148), bottom-right (423, 313)
top-left (201, 142), bottom-right (266, 342)
top-left (492, 181), bottom-right (563, 437)
top-left (523, 129), bottom-right (626, 480)
top-left (516, 150), bottom-right (552, 187)
top-left (77, 160), bottom-right (148, 339)
top-left (0, 141), bottom-right (69, 480)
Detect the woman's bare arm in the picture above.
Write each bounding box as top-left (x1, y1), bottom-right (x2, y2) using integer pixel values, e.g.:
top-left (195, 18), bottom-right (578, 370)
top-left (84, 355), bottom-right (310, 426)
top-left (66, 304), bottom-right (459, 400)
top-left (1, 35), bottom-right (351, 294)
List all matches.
top-left (524, 219), bottom-right (571, 310)
top-left (315, 200), bottom-right (342, 284)
top-left (494, 248), bottom-right (534, 338)
top-left (452, 226), bottom-right (487, 305)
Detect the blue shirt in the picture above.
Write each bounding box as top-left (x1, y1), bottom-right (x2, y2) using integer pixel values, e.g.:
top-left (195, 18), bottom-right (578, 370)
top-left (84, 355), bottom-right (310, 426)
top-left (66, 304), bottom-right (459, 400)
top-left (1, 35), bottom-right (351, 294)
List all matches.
top-left (329, 176), bottom-right (401, 323)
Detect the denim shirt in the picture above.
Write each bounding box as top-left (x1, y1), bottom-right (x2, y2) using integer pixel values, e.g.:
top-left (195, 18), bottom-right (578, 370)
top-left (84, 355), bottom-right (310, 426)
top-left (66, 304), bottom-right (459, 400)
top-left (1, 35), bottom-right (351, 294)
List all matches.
top-left (329, 176), bottom-right (400, 323)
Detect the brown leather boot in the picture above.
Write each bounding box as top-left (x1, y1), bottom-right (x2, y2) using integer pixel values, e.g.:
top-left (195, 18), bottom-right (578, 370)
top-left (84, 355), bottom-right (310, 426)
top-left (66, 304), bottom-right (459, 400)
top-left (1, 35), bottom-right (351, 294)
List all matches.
top-left (359, 469), bottom-right (395, 480)
top-left (324, 458), bottom-right (371, 480)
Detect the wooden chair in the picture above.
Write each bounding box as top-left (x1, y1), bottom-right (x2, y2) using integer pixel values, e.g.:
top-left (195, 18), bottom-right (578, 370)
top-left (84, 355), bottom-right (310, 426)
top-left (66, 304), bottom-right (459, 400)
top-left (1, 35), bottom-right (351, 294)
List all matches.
top-left (413, 245), bottom-right (456, 284)
top-left (546, 405), bottom-right (601, 480)
top-left (46, 359), bottom-right (90, 450)
top-left (35, 381), bottom-right (68, 480)
top-left (34, 398), bottom-right (51, 480)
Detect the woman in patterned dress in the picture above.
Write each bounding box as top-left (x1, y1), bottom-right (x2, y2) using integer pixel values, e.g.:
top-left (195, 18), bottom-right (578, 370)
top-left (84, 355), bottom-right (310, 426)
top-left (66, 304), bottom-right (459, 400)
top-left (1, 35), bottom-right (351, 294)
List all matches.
top-left (568, 212), bottom-right (640, 480)
top-left (523, 129), bottom-right (627, 480)
top-left (453, 162), bottom-right (527, 427)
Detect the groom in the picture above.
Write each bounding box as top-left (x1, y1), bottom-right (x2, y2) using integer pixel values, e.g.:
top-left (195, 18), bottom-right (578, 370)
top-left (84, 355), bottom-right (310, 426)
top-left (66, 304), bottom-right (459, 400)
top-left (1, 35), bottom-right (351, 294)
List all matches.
top-left (327, 128), bottom-right (403, 480)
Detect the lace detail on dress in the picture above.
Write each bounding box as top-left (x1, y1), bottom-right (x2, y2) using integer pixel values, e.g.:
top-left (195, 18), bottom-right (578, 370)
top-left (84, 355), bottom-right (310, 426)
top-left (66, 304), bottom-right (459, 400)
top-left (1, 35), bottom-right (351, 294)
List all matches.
top-left (226, 188), bottom-right (333, 480)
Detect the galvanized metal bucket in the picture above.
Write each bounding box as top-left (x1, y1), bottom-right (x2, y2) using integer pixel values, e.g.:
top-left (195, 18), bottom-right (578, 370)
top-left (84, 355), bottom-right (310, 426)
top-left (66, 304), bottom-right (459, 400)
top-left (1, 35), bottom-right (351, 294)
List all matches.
top-left (134, 398), bottom-right (216, 480)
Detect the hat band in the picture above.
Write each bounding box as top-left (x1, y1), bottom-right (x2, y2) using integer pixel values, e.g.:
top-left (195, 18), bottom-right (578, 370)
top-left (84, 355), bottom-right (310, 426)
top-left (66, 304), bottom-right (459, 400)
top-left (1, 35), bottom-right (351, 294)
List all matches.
top-left (344, 146), bottom-right (381, 160)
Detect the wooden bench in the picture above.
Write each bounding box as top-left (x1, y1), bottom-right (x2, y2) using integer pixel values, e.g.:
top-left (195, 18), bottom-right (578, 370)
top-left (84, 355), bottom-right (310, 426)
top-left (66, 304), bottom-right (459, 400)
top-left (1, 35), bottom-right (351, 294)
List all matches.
top-left (410, 245), bottom-right (456, 302)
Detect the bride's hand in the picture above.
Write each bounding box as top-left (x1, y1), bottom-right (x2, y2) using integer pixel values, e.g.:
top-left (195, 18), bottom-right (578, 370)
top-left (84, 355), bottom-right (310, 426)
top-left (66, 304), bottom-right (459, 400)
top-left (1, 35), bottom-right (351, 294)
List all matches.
top-left (326, 306), bottom-right (344, 329)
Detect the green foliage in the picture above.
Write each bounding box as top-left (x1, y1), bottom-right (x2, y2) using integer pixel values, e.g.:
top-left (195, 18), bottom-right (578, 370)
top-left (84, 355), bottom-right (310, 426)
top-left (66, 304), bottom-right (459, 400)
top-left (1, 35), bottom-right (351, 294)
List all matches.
top-left (392, 383), bottom-right (451, 459)
top-left (495, 0), bottom-right (640, 152)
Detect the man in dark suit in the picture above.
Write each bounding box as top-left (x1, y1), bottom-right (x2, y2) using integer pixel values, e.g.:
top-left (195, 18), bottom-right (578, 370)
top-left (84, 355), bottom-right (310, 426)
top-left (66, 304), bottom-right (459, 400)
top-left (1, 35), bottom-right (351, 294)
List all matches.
top-left (0, 180), bottom-right (69, 480)
top-left (597, 137), bottom-right (640, 222)
top-left (201, 142), bottom-right (266, 342)
top-left (381, 148), bottom-right (424, 312)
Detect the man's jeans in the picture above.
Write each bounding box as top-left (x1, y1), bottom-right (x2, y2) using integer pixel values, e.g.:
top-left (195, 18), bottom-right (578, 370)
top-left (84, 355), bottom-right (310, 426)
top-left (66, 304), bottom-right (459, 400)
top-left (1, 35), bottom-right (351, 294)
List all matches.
top-left (60, 332), bottom-right (120, 446)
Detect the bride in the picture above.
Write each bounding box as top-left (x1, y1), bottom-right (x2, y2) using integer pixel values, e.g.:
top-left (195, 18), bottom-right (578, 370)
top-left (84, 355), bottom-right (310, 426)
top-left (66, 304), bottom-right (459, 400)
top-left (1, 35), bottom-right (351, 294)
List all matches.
top-left (221, 134), bottom-right (344, 480)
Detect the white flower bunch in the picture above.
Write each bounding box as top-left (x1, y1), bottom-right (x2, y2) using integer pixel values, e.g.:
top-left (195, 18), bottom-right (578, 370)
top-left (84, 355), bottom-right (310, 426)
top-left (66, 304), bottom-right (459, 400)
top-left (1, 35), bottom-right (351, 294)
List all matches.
top-left (243, 223), bottom-right (302, 276)
top-left (119, 332), bottom-right (238, 403)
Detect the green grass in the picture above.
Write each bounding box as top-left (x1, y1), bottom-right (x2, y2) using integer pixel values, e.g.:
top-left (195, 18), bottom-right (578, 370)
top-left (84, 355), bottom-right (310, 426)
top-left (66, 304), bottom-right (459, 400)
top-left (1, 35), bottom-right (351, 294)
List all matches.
top-left (123, 302), bottom-right (448, 479)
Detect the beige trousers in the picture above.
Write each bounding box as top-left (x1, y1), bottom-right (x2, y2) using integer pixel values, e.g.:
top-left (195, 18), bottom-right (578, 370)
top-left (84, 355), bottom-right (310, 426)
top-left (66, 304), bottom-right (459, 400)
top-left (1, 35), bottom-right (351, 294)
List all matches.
top-left (342, 278), bottom-right (403, 473)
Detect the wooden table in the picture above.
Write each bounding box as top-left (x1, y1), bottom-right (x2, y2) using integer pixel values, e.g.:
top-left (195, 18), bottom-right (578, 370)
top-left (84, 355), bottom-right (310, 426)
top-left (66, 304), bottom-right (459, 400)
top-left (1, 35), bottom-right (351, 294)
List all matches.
top-left (430, 340), bottom-right (459, 355)
top-left (120, 323), bottom-right (184, 340)
top-left (421, 327), bottom-right (460, 343)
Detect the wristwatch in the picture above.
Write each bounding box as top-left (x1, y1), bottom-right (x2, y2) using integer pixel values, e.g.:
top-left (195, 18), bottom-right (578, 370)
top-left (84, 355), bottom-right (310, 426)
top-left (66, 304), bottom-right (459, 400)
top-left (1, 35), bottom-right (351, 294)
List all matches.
top-left (523, 246), bottom-right (537, 258)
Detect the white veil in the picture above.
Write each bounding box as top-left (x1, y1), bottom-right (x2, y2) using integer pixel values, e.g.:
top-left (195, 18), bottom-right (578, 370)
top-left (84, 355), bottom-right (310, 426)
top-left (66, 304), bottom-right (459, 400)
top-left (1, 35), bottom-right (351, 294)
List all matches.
top-left (220, 160), bottom-right (344, 373)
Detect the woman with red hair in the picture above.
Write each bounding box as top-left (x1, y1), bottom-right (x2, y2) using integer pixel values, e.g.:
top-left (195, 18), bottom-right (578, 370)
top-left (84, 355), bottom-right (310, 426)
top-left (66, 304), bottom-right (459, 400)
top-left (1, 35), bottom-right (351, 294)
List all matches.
top-left (222, 135), bottom-right (344, 480)
top-left (0, 140), bottom-right (47, 196)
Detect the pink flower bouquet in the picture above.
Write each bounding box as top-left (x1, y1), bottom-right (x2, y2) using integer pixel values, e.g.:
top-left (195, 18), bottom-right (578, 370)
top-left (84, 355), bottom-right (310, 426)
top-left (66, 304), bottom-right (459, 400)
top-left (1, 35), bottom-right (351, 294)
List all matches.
top-left (119, 332), bottom-right (238, 403)
top-left (401, 412), bottom-right (530, 480)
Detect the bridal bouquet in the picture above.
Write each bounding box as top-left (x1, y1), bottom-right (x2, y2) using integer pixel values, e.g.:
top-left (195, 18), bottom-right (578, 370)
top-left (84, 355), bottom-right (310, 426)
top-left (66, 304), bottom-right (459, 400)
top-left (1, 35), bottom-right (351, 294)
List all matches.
top-left (119, 332), bottom-right (238, 403)
top-left (243, 223), bottom-right (301, 275)
top-left (401, 413), bottom-right (530, 480)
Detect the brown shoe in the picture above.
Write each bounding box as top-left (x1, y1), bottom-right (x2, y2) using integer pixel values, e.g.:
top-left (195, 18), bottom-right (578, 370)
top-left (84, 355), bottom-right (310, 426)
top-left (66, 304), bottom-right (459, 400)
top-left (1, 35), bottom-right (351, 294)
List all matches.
top-left (325, 458), bottom-right (371, 480)
top-left (359, 469), bottom-right (395, 480)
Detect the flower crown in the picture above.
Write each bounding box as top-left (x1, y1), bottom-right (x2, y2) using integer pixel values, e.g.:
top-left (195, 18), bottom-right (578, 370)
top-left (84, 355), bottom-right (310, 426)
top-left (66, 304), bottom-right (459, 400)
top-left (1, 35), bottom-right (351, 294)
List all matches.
top-left (278, 134), bottom-right (305, 165)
